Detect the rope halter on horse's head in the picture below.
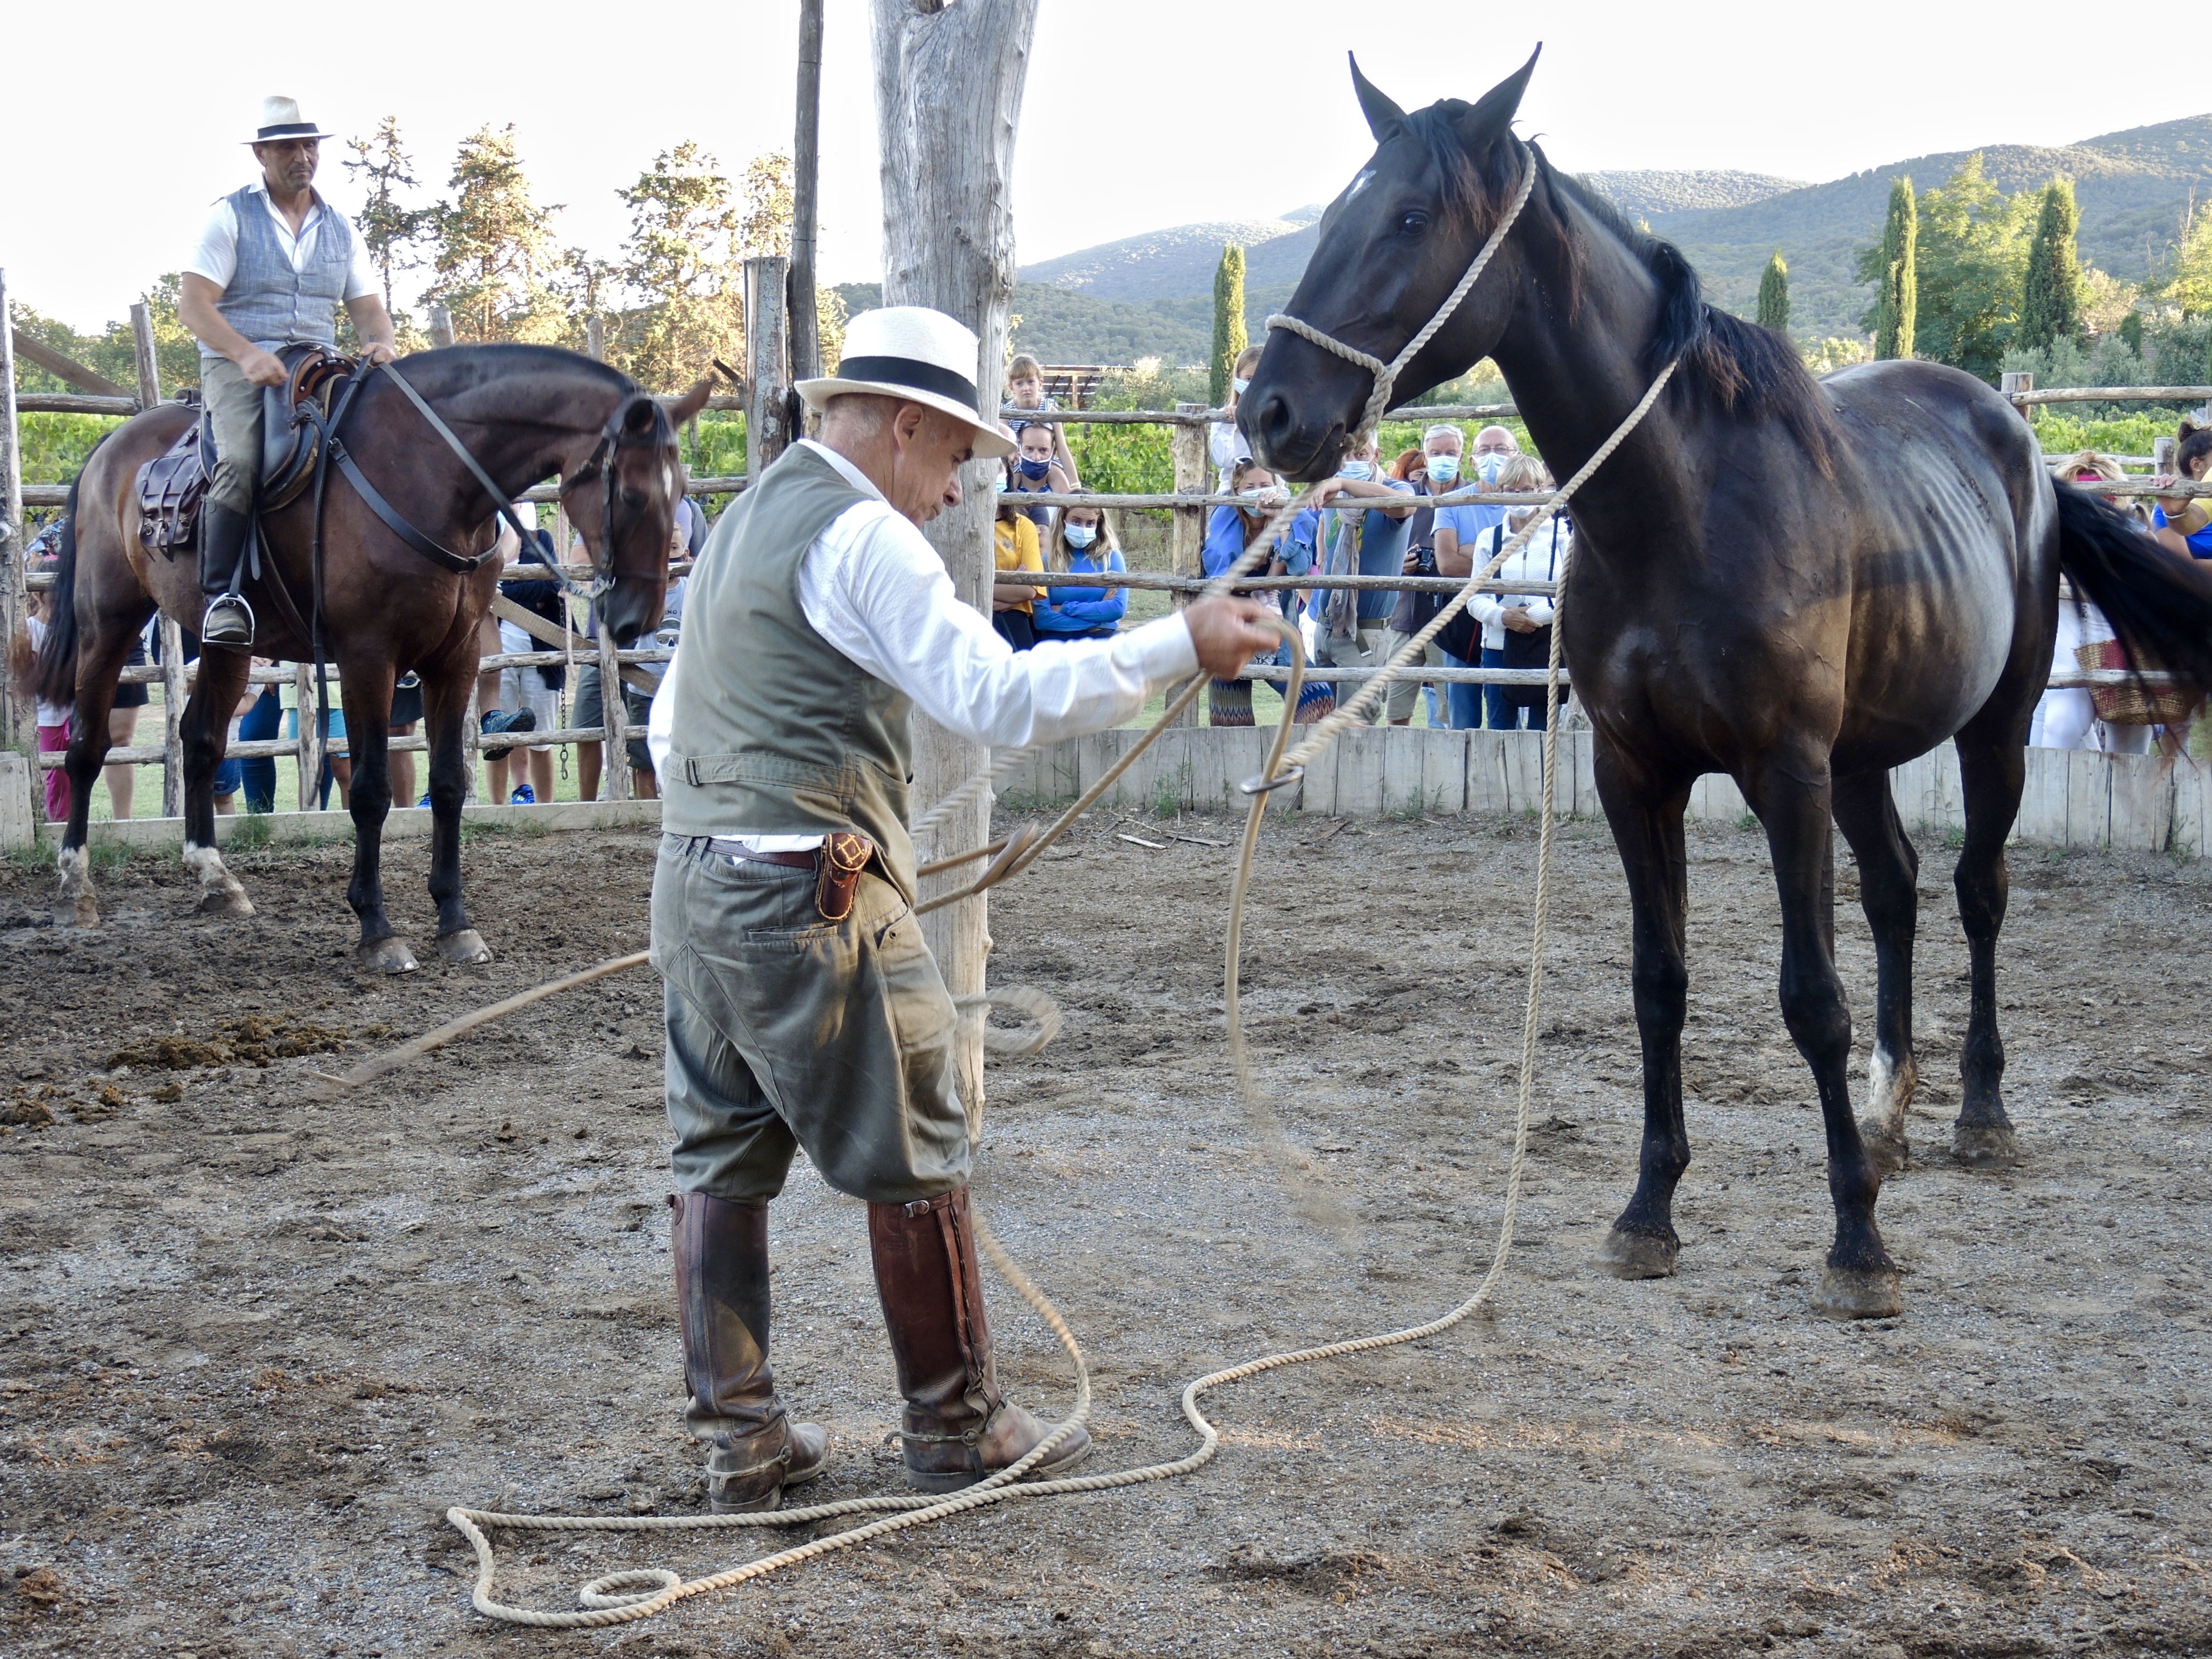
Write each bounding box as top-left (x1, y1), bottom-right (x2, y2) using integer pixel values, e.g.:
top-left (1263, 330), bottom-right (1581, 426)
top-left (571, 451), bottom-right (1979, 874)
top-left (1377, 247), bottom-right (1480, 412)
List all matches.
top-left (1265, 138), bottom-right (1537, 445)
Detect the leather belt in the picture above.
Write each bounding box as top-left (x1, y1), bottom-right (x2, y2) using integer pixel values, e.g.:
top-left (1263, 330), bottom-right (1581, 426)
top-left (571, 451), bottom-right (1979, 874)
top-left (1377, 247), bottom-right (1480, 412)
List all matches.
top-left (686, 833), bottom-right (878, 923)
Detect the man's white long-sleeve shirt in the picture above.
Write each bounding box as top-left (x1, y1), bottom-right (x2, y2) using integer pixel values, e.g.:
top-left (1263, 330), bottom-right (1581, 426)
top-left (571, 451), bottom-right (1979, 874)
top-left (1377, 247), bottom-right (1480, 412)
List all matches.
top-left (648, 439), bottom-right (1197, 845)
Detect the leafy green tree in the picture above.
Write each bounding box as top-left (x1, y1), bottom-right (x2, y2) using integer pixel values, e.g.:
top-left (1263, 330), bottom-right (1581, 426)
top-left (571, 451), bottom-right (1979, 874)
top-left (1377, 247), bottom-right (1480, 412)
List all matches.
top-left (1910, 155), bottom-right (2035, 378)
top-left (1210, 243), bottom-right (1246, 407)
top-left (343, 117), bottom-right (432, 314)
top-left (2165, 201), bottom-right (2212, 319)
top-left (426, 125), bottom-right (563, 343)
top-left (1757, 252), bottom-right (1790, 332)
top-left (612, 141), bottom-right (748, 391)
top-left (1858, 178), bottom-right (1918, 360)
top-left (2120, 310), bottom-right (2144, 355)
top-left (2018, 180), bottom-right (2085, 353)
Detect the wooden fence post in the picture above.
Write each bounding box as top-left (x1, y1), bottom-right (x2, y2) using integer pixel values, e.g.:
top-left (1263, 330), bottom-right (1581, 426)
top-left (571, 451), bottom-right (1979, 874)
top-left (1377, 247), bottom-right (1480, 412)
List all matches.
top-left (429, 306), bottom-right (455, 351)
top-left (293, 661), bottom-right (322, 810)
top-left (745, 255), bottom-right (793, 481)
top-left (788, 0), bottom-right (825, 384)
top-left (0, 269), bottom-right (25, 752)
top-left (131, 302), bottom-right (190, 819)
top-left (586, 314), bottom-right (605, 364)
top-left (1167, 402), bottom-right (1209, 727)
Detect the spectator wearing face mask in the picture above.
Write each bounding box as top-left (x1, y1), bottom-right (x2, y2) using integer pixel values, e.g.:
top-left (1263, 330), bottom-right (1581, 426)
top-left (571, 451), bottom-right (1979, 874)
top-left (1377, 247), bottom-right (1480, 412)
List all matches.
top-left (1034, 507), bottom-right (1127, 642)
top-left (1002, 353), bottom-right (1079, 483)
top-left (1203, 459), bottom-right (1328, 724)
top-left (1430, 425), bottom-right (1523, 729)
top-left (1382, 426), bottom-right (1472, 726)
top-left (1212, 345), bottom-right (1264, 490)
top-left (1465, 454), bottom-right (1569, 731)
top-left (1005, 422), bottom-right (1074, 536)
top-left (993, 472), bottom-right (1049, 651)
top-left (1300, 435), bottom-right (1417, 719)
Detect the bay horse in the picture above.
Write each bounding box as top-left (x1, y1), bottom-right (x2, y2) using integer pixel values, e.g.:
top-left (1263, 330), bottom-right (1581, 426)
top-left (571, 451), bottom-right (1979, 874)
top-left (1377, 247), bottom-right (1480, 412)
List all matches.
top-left (1241, 51), bottom-right (2212, 1317)
top-left (34, 344), bottom-right (709, 973)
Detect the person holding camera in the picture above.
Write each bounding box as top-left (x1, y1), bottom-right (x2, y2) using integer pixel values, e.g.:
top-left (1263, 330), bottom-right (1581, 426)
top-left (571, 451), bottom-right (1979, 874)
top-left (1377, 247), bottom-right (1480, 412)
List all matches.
top-left (1466, 454), bottom-right (1570, 731)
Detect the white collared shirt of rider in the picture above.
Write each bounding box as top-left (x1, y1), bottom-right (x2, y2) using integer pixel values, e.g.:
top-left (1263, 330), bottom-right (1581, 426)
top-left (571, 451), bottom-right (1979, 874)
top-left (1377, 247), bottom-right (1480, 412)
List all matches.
top-left (646, 438), bottom-right (1200, 848)
top-left (186, 182), bottom-right (378, 299)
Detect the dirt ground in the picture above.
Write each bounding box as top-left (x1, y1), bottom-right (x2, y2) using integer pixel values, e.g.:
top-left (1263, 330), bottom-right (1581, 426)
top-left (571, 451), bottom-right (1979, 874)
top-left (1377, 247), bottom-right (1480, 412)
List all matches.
top-left (2, 809), bottom-right (2209, 1658)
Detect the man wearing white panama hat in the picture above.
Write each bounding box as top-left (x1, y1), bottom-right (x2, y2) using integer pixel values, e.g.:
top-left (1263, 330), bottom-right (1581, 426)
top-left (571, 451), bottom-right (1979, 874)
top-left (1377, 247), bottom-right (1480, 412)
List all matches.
top-left (644, 304), bottom-right (1276, 1511)
top-left (177, 96), bottom-right (398, 647)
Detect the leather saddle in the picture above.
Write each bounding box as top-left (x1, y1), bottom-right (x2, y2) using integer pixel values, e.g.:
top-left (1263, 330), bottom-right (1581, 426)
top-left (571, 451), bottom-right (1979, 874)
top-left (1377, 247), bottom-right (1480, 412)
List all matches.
top-left (137, 343), bottom-right (357, 556)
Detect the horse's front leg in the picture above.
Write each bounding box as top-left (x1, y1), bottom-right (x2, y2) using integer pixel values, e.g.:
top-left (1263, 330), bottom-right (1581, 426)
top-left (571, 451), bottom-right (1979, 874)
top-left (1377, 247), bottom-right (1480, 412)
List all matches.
top-left (1750, 755), bottom-right (1902, 1319)
top-left (53, 625), bottom-right (134, 928)
top-left (178, 646), bottom-right (254, 918)
top-left (342, 666), bottom-right (414, 974)
top-left (422, 657), bottom-right (492, 964)
top-left (1593, 746), bottom-right (1694, 1280)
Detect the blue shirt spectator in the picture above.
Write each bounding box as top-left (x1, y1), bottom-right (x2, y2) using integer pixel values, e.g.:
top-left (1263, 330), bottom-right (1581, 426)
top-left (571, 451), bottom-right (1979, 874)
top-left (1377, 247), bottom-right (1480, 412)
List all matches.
top-left (1036, 509), bottom-right (1127, 640)
top-left (2151, 504), bottom-right (2212, 558)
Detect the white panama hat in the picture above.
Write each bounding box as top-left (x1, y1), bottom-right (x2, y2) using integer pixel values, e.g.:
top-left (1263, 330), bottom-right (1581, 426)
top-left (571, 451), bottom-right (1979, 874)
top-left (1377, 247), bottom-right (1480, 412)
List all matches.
top-left (796, 306), bottom-right (1017, 459)
top-left (245, 96), bottom-right (334, 145)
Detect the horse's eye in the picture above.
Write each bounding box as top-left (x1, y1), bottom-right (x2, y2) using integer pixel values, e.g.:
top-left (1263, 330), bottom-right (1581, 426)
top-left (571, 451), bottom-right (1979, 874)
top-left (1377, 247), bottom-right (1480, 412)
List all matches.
top-left (1400, 211), bottom-right (1429, 237)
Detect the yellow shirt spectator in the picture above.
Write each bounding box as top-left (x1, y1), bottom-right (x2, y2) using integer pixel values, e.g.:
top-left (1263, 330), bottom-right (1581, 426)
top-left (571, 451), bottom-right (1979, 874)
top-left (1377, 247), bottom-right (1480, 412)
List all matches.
top-left (993, 512), bottom-right (1047, 616)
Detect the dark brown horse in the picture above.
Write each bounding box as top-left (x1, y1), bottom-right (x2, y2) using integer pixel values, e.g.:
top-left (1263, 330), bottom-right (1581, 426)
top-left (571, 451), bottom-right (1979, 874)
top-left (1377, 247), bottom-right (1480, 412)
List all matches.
top-left (1242, 52), bottom-right (2212, 1317)
top-left (35, 344), bottom-right (709, 972)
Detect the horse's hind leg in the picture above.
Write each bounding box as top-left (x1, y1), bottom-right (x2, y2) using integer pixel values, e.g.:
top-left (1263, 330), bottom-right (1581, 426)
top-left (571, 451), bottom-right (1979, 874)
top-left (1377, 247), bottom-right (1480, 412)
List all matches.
top-left (54, 633), bottom-right (132, 928)
top-left (1748, 754), bottom-right (1902, 1319)
top-left (1592, 749), bottom-right (1694, 1280)
top-left (1950, 723), bottom-right (2027, 1168)
top-left (1833, 769), bottom-right (1920, 1174)
top-left (178, 648), bottom-right (254, 917)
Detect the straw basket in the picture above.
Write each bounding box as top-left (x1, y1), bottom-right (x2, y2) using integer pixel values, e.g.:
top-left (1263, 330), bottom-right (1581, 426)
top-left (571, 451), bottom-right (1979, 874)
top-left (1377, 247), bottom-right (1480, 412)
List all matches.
top-left (2076, 639), bottom-right (2203, 728)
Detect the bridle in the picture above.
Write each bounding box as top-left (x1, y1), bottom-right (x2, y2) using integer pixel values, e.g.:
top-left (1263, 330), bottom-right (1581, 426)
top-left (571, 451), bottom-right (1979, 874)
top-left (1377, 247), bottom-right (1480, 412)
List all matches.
top-left (1263, 138), bottom-right (1538, 447)
top-left (558, 395), bottom-right (682, 604)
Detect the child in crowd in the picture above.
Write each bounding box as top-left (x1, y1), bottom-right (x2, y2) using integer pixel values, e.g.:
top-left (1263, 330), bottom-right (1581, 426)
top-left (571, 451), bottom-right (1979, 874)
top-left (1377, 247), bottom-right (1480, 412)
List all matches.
top-left (1005, 422), bottom-right (1074, 535)
top-left (993, 474), bottom-right (1048, 650)
top-left (1212, 345), bottom-right (1264, 490)
top-left (20, 585), bottom-right (74, 824)
top-left (1003, 353), bottom-right (1078, 481)
top-left (1034, 507), bottom-right (1128, 642)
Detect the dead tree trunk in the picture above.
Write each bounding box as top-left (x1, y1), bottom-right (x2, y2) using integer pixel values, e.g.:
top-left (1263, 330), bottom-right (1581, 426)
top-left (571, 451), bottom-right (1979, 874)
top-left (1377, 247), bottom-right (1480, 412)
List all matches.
top-left (870, 0), bottom-right (1039, 1136)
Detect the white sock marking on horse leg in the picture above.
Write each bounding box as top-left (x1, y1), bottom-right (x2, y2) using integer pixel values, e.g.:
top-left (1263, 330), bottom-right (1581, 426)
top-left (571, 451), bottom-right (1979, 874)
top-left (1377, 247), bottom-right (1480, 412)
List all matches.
top-left (57, 844), bottom-right (90, 900)
top-left (1865, 1043), bottom-right (1916, 1136)
top-left (183, 841), bottom-right (248, 900)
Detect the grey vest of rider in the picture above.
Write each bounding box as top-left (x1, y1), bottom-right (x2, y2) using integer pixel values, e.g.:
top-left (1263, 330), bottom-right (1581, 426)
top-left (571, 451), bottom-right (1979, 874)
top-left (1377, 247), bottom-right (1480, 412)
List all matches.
top-left (209, 185), bottom-right (354, 356)
top-left (660, 443), bottom-right (919, 897)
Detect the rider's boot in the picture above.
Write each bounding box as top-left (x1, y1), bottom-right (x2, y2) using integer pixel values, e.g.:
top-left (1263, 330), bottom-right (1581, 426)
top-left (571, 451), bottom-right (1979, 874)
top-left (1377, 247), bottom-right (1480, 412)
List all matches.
top-left (670, 1191), bottom-right (828, 1513)
top-left (196, 502), bottom-right (255, 649)
top-left (868, 1185), bottom-right (1092, 1494)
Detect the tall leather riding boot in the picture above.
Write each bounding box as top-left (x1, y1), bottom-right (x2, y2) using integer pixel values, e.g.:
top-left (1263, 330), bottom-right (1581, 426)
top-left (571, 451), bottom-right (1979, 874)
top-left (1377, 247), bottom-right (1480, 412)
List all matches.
top-left (196, 501), bottom-right (256, 648)
top-left (670, 1192), bottom-right (828, 1512)
top-left (868, 1185), bottom-right (1092, 1494)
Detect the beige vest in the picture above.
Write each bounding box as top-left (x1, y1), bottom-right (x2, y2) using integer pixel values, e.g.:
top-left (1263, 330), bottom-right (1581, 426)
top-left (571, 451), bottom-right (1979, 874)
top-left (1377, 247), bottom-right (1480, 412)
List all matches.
top-left (660, 444), bottom-right (918, 897)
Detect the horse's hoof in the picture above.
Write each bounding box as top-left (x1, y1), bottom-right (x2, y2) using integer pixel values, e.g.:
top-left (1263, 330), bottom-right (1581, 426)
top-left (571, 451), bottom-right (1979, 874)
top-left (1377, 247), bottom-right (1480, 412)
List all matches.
top-left (1598, 1227), bottom-right (1679, 1280)
top-left (1813, 1265), bottom-right (1904, 1320)
top-left (1858, 1118), bottom-right (1910, 1176)
top-left (195, 889), bottom-right (256, 918)
top-left (437, 929), bottom-right (494, 966)
top-left (1952, 1122), bottom-right (2019, 1169)
top-left (359, 938), bottom-right (419, 975)
top-left (56, 898), bottom-right (101, 929)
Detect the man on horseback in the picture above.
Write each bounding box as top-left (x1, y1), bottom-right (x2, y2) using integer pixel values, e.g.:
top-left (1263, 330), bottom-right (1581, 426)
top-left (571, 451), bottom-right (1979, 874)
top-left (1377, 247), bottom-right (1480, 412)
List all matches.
top-left (646, 305), bottom-right (1278, 1511)
top-left (177, 96), bottom-right (397, 647)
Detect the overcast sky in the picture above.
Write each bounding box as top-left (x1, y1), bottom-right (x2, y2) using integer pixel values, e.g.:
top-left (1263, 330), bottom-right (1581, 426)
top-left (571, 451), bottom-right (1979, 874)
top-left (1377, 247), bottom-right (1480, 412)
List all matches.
top-left (5, 0), bottom-right (2191, 332)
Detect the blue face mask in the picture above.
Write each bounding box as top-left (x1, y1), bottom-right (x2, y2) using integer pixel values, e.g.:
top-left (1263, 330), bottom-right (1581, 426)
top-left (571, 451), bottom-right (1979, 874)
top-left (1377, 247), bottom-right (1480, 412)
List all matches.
top-left (995, 472), bottom-right (1010, 493)
top-left (1232, 376), bottom-right (1250, 395)
top-left (1064, 524), bottom-right (1096, 550)
top-left (1473, 451), bottom-right (1508, 485)
top-left (1338, 460), bottom-right (1372, 481)
top-left (1425, 453), bottom-right (1460, 485)
top-left (1018, 456), bottom-right (1052, 480)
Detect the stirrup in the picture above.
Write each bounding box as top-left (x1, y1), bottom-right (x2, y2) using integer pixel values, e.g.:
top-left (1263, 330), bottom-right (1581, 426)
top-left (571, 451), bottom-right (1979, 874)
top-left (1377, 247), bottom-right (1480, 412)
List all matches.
top-left (200, 591), bottom-right (255, 648)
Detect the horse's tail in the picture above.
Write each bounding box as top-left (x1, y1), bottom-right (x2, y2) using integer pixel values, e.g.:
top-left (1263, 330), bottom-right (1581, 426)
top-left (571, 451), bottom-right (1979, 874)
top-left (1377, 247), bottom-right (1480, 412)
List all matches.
top-left (2054, 480), bottom-right (2212, 696)
top-left (29, 463), bottom-right (94, 709)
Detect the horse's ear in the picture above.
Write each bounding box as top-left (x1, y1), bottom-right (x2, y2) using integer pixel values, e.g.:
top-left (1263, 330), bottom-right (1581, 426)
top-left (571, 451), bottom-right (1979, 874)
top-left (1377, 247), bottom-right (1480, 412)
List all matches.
top-left (664, 378), bottom-right (713, 427)
top-left (1454, 44), bottom-right (1542, 154)
top-left (1348, 54), bottom-right (1405, 142)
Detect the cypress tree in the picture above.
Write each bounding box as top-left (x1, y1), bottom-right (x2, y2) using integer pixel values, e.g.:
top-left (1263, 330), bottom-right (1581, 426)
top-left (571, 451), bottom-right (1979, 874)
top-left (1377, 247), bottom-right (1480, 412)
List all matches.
top-left (1874, 178), bottom-right (1917, 361)
top-left (1757, 251), bottom-right (1790, 331)
top-left (1211, 242), bottom-right (1247, 407)
top-left (2120, 310), bottom-right (2144, 356)
top-left (2019, 179), bottom-right (2085, 353)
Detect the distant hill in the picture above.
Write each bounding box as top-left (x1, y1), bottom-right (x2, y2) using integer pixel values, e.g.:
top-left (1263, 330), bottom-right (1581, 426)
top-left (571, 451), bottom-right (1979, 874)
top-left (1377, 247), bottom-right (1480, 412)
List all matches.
top-left (844, 118), bottom-right (2212, 363)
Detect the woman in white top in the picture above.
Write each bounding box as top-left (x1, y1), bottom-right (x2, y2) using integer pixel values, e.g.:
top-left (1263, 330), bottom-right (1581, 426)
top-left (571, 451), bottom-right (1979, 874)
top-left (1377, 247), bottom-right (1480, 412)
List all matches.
top-left (1468, 454), bottom-right (1570, 731)
top-left (2031, 453), bottom-right (2154, 754)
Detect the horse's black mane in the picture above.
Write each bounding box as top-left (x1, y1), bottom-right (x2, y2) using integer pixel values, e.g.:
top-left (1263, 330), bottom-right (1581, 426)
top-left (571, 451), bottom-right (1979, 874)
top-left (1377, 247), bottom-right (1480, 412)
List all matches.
top-left (1538, 149), bottom-right (1837, 471)
top-left (405, 341), bottom-right (639, 400)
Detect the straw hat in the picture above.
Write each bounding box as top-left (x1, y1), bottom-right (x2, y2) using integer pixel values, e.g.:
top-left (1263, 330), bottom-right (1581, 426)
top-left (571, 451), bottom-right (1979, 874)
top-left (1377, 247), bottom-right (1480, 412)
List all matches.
top-left (245, 97), bottom-right (333, 145)
top-left (796, 307), bottom-right (1016, 458)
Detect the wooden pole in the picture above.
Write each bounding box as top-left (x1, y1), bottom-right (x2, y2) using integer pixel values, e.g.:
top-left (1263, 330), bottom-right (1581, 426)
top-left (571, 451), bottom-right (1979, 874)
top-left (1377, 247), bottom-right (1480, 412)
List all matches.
top-left (1168, 400), bottom-right (1208, 728)
top-left (586, 314), bottom-right (605, 364)
top-left (8, 328), bottom-right (131, 398)
top-left (0, 271), bottom-right (24, 752)
top-left (294, 661), bottom-right (322, 809)
top-left (131, 301), bottom-right (189, 818)
top-left (745, 255), bottom-right (793, 481)
top-left (429, 306), bottom-right (456, 351)
top-left (788, 0), bottom-right (825, 384)
top-left (871, 0), bottom-right (1040, 1138)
